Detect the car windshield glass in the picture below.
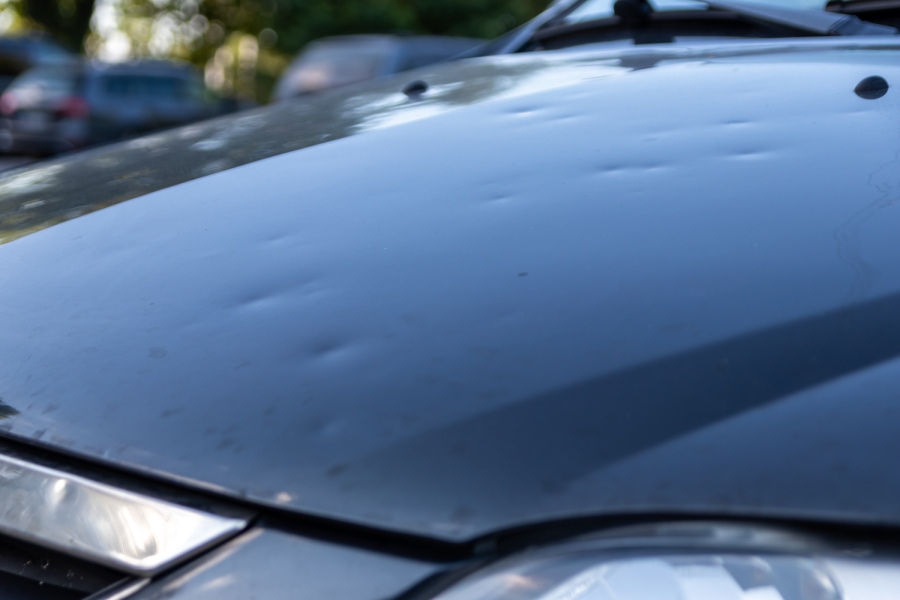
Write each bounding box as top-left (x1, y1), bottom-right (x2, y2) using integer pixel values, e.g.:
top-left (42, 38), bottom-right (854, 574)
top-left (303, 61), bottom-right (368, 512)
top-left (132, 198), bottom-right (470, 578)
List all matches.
top-left (564, 0), bottom-right (829, 24)
top-left (101, 75), bottom-right (186, 99)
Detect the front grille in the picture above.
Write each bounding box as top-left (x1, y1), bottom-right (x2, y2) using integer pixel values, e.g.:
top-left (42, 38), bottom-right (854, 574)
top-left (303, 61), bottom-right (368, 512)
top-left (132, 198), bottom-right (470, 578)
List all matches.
top-left (0, 534), bottom-right (124, 600)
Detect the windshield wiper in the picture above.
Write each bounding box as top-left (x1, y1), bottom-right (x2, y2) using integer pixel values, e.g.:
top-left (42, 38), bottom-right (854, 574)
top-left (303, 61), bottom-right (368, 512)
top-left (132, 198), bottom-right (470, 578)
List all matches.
top-left (468, 0), bottom-right (584, 55)
top-left (828, 0), bottom-right (900, 11)
top-left (533, 0), bottom-right (897, 48)
top-left (827, 0), bottom-right (900, 29)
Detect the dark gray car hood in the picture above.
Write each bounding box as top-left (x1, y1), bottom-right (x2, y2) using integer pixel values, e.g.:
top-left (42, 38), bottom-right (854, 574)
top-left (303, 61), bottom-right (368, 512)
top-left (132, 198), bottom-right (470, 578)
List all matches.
top-left (1, 39), bottom-right (900, 541)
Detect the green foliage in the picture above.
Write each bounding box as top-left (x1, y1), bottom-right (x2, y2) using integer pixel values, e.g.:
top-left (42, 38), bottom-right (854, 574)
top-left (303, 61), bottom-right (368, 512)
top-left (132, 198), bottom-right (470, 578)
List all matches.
top-left (17, 0), bottom-right (550, 100)
top-left (250, 0), bottom-right (548, 54)
top-left (16, 0), bottom-right (95, 50)
top-left (194, 0), bottom-right (547, 101)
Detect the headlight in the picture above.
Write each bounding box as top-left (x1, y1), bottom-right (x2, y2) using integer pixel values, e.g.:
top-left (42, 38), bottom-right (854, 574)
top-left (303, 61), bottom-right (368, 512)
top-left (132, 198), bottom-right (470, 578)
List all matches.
top-left (430, 523), bottom-right (900, 600)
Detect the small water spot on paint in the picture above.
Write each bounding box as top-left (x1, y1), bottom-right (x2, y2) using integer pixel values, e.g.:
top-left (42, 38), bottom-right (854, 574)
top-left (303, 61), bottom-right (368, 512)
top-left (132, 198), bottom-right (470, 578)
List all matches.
top-left (191, 138), bottom-right (226, 151)
top-left (20, 200), bottom-right (45, 211)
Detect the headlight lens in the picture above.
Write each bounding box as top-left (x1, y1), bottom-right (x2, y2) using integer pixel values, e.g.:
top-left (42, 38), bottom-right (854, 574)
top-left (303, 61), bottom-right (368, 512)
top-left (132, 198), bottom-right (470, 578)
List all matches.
top-left (431, 524), bottom-right (900, 600)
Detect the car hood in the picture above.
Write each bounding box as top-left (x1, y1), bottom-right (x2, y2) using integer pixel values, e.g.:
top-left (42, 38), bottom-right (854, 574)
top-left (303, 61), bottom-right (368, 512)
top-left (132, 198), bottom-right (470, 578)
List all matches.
top-left (1, 39), bottom-right (900, 542)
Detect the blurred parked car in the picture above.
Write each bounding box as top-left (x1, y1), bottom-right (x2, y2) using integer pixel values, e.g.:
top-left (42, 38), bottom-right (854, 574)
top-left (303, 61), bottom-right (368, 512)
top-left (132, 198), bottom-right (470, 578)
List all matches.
top-left (272, 34), bottom-right (483, 100)
top-left (0, 60), bottom-right (221, 155)
top-left (0, 33), bottom-right (73, 95)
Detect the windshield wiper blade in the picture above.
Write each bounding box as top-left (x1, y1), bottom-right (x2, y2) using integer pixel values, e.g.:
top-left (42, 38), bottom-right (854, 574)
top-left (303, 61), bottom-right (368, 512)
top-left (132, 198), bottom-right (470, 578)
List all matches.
top-left (827, 0), bottom-right (900, 14)
top-left (513, 0), bottom-right (898, 54)
top-left (704, 0), bottom-right (898, 35)
top-left (475, 0), bottom-right (585, 55)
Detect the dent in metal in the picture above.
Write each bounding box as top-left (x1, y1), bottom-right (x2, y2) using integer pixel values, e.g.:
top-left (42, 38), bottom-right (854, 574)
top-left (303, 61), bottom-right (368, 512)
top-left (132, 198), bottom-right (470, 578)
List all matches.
top-left (0, 40), bottom-right (899, 541)
top-left (1, 38), bottom-right (897, 246)
top-left (0, 454), bottom-right (246, 575)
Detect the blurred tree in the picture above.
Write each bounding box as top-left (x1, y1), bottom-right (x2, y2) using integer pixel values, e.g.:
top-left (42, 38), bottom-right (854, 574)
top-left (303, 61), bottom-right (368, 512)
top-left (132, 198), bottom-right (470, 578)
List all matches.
top-left (255, 0), bottom-right (550, 53)
top-left (189, 0), bottom-right (548, 99)
top-left (13, 0), bottom-right (548, 98)
top-left (16, 0), bottom-right (95, 50)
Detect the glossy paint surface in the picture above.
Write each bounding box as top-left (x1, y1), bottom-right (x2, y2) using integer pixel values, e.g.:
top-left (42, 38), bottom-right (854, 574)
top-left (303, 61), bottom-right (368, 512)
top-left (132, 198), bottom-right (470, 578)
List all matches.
top-left (0, 39), bottom-right (899, 540)
top-left (128, 528), bottom-right (439, 600)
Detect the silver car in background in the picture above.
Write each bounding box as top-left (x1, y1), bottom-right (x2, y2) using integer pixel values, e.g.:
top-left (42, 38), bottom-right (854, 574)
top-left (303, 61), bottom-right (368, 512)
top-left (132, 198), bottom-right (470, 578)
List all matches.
top-left (272, 34), bottom-right (483, 100)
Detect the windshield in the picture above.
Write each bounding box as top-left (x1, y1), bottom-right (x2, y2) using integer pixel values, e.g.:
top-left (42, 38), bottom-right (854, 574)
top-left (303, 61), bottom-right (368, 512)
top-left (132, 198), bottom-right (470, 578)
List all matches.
top-left (524, 0), bottom-right (899, 51)
top-left (565, 0), bottom-right (831, 24)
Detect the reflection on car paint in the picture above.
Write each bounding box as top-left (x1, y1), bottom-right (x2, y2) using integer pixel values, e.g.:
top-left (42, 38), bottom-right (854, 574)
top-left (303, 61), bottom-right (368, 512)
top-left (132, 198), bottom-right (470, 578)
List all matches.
top-left (127, 528), bottom-right (439, 600)
top-left (0, 39), bottom-right (895, 247)
top-left (0, 38), bottom-right (898, 539)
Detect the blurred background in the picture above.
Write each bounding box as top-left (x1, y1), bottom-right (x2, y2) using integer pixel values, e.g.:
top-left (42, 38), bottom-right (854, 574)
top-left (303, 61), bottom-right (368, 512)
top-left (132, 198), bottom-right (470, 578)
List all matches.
top-left (0, 0), bottom-right (548, 103)
top-left (0, 0), bottom-right (548, 163)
